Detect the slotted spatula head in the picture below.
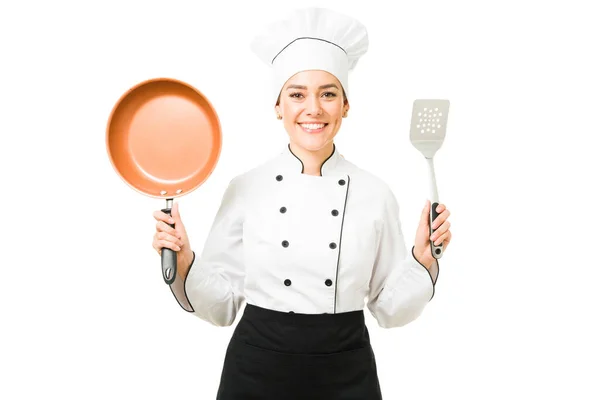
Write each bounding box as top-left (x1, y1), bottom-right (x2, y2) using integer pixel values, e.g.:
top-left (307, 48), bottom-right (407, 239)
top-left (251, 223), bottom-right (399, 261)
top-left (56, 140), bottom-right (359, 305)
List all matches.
top-left (410, 99), bottom-right (450, 158)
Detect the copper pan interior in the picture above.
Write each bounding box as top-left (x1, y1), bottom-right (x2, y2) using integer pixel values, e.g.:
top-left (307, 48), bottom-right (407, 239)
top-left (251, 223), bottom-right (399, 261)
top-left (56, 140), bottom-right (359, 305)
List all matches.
top-left (107, 78), bottom-right (222, 199)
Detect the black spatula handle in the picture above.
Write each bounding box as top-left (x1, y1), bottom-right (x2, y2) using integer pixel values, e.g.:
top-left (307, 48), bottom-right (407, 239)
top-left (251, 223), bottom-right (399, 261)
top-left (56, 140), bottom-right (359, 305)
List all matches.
top-left (430, 202), bottom-right (444, 259)
top-left (160, 206), bottom-right (177, 285)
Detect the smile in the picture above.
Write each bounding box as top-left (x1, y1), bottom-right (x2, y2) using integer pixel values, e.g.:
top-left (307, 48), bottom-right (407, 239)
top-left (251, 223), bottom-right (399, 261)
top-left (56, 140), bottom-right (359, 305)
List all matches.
top-left (298, 123), bottom-right (328, 133)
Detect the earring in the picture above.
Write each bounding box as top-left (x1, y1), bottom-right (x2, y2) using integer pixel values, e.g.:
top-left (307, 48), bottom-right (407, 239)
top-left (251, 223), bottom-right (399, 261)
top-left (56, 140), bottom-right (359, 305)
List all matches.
top-left (277, 114), bottom-right (282, 120)
top-left (343, 111), bottom-right (348, 118)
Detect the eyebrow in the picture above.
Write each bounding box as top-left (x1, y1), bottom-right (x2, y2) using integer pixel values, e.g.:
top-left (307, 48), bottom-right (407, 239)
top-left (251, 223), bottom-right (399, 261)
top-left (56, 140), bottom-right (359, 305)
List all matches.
top-left (285, 83), bottom-right (340, 90)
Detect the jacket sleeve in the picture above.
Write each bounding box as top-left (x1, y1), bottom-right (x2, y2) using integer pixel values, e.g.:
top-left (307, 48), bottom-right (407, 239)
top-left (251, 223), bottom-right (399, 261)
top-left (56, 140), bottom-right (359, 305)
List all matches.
top-left (367, 187), bottom-right (439, 329)
top-left (169, 176), bottom-right (246, 327)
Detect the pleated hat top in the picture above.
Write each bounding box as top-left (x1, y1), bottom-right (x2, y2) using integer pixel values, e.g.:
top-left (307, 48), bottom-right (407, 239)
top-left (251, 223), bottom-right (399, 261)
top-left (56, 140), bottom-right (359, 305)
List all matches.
top-left (250, 7), bottom-right (369, 105)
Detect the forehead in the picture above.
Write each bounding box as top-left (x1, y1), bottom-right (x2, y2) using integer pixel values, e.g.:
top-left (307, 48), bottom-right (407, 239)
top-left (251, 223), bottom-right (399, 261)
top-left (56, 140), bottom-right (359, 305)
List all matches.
top-left (285, 70), bottom-right (341, 88)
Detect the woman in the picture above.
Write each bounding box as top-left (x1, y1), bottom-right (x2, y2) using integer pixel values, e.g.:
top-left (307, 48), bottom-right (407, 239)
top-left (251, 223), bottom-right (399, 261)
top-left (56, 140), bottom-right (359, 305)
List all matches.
top-left (152, 7), bottom-right (452, 399)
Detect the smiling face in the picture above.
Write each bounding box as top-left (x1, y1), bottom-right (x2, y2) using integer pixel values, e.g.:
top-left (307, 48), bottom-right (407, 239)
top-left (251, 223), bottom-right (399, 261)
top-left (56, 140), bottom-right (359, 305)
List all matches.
top-left (275, 70), bottom-right (349, 153)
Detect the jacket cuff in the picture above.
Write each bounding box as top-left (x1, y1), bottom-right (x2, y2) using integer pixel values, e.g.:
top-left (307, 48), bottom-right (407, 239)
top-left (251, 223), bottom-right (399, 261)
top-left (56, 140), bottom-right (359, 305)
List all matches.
top-left (168, 251), bottom-right (196, 312)
top-left (411, 246), bottom-right (439, 301)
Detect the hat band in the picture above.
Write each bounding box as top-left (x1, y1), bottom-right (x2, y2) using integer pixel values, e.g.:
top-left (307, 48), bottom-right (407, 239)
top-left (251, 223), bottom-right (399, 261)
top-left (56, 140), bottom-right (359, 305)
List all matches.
top-left (271, 37), bottom-right (347, 64)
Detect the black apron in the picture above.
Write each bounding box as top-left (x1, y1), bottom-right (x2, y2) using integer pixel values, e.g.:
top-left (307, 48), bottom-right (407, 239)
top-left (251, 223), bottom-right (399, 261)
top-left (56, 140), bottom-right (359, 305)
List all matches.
top-left (216, 303), bottom-right (383, 399)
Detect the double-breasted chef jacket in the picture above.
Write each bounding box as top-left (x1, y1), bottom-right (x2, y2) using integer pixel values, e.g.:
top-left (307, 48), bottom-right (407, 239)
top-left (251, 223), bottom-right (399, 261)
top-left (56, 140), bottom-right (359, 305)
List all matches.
top-left (170, 143), bottom-right (439, 329)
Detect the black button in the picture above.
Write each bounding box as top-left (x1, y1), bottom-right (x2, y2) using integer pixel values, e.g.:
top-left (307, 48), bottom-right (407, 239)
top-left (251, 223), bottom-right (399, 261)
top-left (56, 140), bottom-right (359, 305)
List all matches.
top-left (284, 279), bottom-right (291, 286)
top-left (282, 240), bottom-right (289, 247)
top-left (329, 242), bottom-right (337, 249)
top-left (280, 206), bottom-right (287, 213)
top-left (331, 209), bottom-right (339, 216)
top-left (289, 311), bottom-right (294, 313)
top-left (338, 179), bottom-right (346, 186)
top-left (276, 175), bottom-right (283, 181)
top-left (325, 279), bottom-right (332, 286)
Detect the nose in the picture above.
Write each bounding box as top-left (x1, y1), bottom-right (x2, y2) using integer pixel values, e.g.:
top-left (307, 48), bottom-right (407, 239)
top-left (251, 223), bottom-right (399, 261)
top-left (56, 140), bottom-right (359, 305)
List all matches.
top-left (306, 95), bottom-right (323, 116)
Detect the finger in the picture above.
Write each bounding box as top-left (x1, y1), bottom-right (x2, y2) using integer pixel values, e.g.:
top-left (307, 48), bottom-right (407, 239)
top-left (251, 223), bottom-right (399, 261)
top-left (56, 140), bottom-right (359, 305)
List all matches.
top-left (157, 231), bottom-right (184, 247)
top-left (443, 230), bottom-right (452, 247)
top-left (422, 200), bottom-right (431, 221)
top-left (438, 230), bottom-right (452, 248)
top-left (434, 203), bottom-right (447, 213)
top-left (431, 220), bottom-right (451, 241)
top-left (156, 220), bottom-right (181, 238)
top-left (152, 237), bottom-right (179, 254)
top-left (434, 229), bottom-right (451, 246)
top-left (153, 210), bottom-right (175, 225)
top-left (432, 209), bottom-right (450, 229)
top-left (171, 201), bottom-right (180, 221)
top-left (156, 239), bottom-right (181, 252)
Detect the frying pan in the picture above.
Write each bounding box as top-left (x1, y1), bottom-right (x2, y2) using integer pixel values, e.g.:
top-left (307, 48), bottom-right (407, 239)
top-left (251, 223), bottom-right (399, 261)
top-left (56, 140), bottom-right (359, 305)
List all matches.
top-left (106, 77), bottom-right (221, 285)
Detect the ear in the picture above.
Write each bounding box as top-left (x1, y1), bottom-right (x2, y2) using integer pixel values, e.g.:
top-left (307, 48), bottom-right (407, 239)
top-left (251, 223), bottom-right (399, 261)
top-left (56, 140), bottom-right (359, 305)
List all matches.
top-left (275, 104), bottom-right (281, 117)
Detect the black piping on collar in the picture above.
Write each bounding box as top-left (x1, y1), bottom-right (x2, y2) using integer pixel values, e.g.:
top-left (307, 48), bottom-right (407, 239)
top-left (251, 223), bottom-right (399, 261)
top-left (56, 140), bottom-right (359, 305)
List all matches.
top-left (287, 143), bottom-right (336, 176)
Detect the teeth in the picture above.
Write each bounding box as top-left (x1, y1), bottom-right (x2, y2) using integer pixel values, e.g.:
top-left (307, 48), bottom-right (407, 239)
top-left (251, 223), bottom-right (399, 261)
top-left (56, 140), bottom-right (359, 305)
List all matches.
top-left (300, 123), bottom-right (325, 130)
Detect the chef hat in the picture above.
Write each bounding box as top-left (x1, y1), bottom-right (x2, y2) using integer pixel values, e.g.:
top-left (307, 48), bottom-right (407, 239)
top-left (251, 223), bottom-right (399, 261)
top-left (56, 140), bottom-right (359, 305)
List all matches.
top-left (250, 7), bottom-right (369, 105)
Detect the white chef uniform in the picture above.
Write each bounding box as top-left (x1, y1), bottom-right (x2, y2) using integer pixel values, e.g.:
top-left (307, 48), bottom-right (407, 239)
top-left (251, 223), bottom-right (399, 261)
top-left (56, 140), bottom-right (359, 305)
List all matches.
top-left (169, 143), bottom-right (439, 328)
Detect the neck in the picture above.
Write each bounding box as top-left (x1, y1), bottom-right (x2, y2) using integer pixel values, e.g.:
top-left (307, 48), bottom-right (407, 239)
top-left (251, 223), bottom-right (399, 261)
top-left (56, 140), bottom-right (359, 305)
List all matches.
top-left (289, 141), bottom-right (335, 176)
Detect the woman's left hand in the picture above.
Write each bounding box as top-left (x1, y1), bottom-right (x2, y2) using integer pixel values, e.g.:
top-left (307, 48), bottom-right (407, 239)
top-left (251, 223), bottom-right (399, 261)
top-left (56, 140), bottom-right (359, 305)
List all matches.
top-left (413, 200), bottom-right (452, 270)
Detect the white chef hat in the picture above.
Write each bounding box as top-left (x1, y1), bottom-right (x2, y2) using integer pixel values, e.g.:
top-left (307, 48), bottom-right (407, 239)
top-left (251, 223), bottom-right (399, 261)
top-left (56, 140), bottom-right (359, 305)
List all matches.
top-left (250, 7), bottom-right (369, 105)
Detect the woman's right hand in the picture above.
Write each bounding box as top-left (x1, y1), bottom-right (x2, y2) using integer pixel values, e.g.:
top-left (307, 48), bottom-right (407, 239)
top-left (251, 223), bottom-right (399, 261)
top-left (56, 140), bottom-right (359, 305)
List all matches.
top-left (152, 201), bottom-right (194, 278)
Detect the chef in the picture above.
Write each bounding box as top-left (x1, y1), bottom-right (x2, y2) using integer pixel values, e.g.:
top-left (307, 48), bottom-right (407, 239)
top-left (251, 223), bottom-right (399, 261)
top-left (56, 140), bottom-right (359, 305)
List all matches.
top-left (152, 7), bottom-right (452, 399)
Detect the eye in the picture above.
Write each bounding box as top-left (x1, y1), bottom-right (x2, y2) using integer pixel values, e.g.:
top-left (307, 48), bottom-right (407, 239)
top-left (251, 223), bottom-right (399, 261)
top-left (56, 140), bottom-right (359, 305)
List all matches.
top-left (322, 92), bottom-right (337, 98)
top-left (289, 92), bottom-right (304, 99)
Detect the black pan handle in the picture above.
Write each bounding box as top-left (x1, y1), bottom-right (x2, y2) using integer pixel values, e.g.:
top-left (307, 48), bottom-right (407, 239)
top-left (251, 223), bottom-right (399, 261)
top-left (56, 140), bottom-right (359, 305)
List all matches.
top-left (160, 201), bottom-right (177, 285)
top-left (430, 201), bottom-right (444, 259)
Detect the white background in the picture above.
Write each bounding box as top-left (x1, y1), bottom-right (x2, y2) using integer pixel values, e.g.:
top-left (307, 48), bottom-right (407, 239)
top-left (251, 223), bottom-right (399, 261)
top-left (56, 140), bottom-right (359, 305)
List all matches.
top-left (1, 0), bottom-right (599, 398)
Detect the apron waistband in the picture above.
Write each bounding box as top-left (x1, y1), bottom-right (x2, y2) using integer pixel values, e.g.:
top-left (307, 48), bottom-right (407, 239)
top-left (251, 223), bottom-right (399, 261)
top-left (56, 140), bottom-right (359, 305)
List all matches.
top-left (232, 303), bottom-right (370, 354)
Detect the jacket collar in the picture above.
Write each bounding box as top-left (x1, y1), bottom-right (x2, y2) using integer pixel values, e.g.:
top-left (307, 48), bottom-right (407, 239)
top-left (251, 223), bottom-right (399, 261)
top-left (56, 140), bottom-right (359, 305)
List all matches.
top-left (278, 143), bottom-right (343, 176)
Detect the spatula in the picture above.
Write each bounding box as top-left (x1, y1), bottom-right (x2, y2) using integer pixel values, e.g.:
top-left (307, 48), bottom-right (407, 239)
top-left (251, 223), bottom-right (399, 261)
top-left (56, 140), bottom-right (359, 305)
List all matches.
top-left (409, 99), bottom-right (450, 259)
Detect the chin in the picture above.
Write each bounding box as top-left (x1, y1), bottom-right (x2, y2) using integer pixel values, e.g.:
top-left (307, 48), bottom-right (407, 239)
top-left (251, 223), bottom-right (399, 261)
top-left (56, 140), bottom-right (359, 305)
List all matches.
top-left (291, 136), bottom-right (333, 152)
